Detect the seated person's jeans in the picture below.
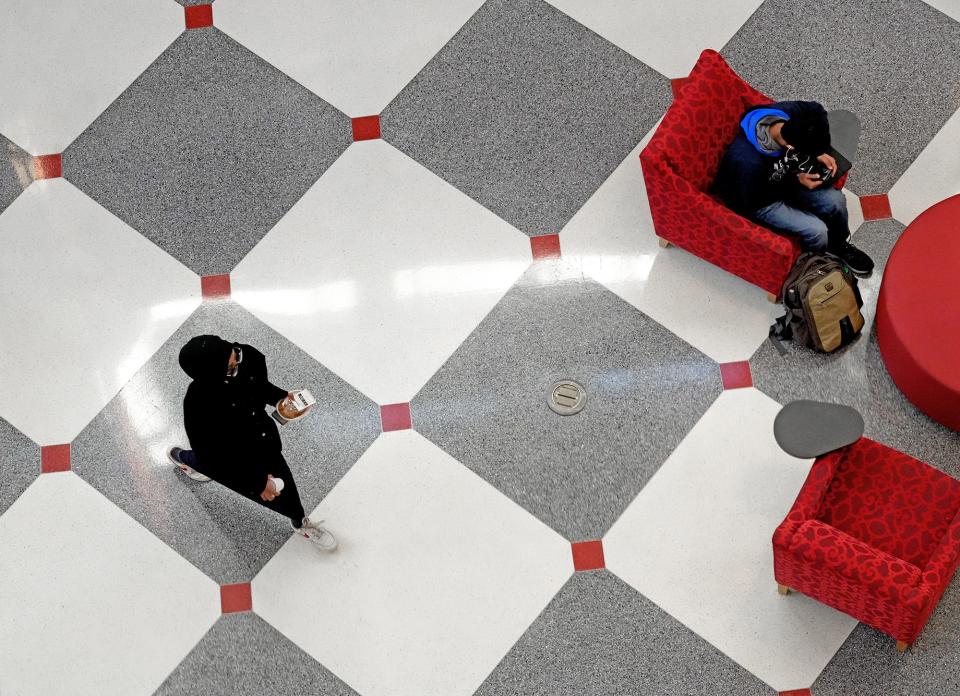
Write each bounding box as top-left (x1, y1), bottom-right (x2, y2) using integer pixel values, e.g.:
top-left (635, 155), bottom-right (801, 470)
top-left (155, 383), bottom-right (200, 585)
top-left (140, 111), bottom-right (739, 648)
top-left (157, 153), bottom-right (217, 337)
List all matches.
top-left (753, 186), bottom-right (849, 252)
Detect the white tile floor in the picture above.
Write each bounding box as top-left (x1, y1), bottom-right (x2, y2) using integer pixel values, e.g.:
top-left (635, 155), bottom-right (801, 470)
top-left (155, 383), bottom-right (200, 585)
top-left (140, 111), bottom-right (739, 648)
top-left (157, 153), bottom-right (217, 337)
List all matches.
top-left (543, 0), bottom-right (765, 77)
top-left (2, 1), bottom-right (959, 694)
top-left (0, 0), bottom-right (182, 154)
top-left (216, 0), bottom-right (486, 116)
top-left (921, 0), bottom-right (960, 23)
top-left (605, 388), bottom-right (859, 691)
top-left (253, 430), bottom-right (572, 696)
top-left (0, 473), bottom-right (221, 696)
top-left (562, 133), bottom-right (782, 364)
top-left (233, 140), bottom-right (530, 405)
top-left (889, 104), bottom-right (960, 226)
top-left (0, 178), bottom-right (199, 445)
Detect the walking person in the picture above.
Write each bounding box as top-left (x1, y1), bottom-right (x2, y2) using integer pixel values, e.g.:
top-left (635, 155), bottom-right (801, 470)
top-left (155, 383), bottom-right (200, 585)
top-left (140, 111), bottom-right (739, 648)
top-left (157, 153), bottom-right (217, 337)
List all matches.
top-left (168, 334), bottom-right (336, 551)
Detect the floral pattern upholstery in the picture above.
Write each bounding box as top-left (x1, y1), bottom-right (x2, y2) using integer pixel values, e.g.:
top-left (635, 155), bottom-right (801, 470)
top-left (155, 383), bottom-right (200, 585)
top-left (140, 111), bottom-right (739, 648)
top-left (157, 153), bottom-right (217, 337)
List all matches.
top-left (640, 49), bottom-right (801, 295)
top-left (774, 437), bottom-right (960, 645)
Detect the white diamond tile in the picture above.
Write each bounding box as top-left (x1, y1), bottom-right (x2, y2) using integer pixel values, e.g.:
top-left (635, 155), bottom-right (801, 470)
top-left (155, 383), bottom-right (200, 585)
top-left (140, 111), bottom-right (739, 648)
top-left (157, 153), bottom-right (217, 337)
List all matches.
top-left (544, 0), bottom-right (764, 78)
top-left (0, 179), bottom-right (200, 445)
top-left (604, 388), bottom-right (858, 692)
top-left (232, 140), bottom-right (530, 405)
top-left (216, 0), bottom-right (485, 115)
top-left (252, 430), bottom-right (572, 696)
top-left (0, 0), bottom-right (182, 153)
top-left (845, 187), bottom-right (865, 234)
top-left (0, 472), bottom-right (220, 696)
top-left (889, 103), bottom-right (960, 226)
top-left (561, 129), bottom-right (780, 364)
top-left (921, 0), bottom-right (960, 23)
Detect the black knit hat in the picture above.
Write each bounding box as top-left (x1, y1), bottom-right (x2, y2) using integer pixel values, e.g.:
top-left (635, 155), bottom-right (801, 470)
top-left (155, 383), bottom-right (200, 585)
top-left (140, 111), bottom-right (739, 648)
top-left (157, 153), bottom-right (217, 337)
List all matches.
top-left (178, 335), bottom-right (233, 381)
top-left (781, 102), bottom-right (831, 155)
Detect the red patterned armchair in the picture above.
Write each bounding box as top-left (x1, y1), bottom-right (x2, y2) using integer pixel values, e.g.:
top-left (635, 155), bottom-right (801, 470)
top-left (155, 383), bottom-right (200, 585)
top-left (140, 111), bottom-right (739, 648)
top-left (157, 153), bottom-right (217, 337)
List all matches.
top-left (773, 437), bottom-right (960, 651)
top-left (640, 49), bottom-right (802, 298)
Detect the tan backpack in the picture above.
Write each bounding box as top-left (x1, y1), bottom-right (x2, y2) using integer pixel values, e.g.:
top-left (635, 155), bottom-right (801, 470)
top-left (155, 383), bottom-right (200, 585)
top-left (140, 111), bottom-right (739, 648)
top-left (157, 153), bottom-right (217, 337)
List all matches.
top-left (770, 253), bottom-right (865, 353)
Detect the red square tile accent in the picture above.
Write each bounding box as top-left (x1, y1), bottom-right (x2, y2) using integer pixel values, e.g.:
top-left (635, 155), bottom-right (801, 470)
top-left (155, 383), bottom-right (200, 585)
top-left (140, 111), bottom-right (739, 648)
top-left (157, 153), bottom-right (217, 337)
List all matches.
top-left (201, 274), bottom-right (231, 300)
top-left (380, 403), bottom-right (412, 432)
top-left (779, 690), bottom-right (812, 696)
top-left (719, 361), bottom-right (753, 390)
top-left (352, 115), bottom-right (382, 141)
top-left (571, 540), bottom-right (605, 571)
top-left (859, 193), bottom-right (892, 221)
top-left (185, 4), bottom-right (214, 29)
top-left (220, 583), bottom-right (252, 613)
top-left (670, 77), bottom-right (689, 99)
top-left (33, 154), bottom-right (62, 180)
top-left (530, 234), bottom-right (561, 260)
top-left (41, 444), bottom-right (71, 474)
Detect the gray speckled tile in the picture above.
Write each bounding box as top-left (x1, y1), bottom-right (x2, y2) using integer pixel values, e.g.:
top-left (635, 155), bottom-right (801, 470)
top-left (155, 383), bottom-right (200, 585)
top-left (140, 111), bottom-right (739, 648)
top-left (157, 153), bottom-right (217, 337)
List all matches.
top-left (412, 260), bottom-right (722, 540)
top-left (814, 578), bottom-right (960, 696)
top-left (154, 612), bottom-right (359, 696)
top-left (381, 0), bottom-right (671, 236)
top-left (721, 0), bottom-right (960, 195)
top-left (63, 28), bottom-right (352, 276)
top-left (0, 417), bottom-right (39, 516)
top-left (0, 134), bottom-right (33, 214)
top-left (71, 302), bottom-right (380, 583)
top-left (751, 218), bottom-right (960, 474)
top-left (474, 570), bottom-right (772, 696)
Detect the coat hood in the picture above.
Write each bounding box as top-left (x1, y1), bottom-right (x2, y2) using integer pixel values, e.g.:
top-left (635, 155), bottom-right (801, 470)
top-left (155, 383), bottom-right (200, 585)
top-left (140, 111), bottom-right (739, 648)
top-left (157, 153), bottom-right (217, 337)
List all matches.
top-left (178, 335), bottom-right (233, 381)
top-left (780, 102), bottom-right (831, 155)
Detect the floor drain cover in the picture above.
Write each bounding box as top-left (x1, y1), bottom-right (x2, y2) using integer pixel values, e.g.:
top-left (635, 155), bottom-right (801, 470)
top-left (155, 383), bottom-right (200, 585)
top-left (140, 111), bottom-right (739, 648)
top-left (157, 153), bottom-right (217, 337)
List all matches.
top-left (548, 380), bottom-right (587, 416)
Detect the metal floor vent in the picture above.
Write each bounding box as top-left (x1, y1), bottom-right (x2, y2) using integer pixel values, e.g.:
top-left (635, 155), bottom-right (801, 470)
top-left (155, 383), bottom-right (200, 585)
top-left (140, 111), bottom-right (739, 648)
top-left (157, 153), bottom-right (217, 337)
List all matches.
top-left (548, 380), bottom-right (586, 416)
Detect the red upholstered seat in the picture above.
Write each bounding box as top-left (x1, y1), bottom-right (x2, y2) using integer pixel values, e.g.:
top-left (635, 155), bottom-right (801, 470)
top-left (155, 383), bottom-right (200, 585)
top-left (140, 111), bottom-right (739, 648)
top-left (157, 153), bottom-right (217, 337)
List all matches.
top-left (773, 438), bottom-right (960, 646)
top-left (640, 49), bottom-right (802, 295)
top-left (818, 441), bottom-right (960, 567)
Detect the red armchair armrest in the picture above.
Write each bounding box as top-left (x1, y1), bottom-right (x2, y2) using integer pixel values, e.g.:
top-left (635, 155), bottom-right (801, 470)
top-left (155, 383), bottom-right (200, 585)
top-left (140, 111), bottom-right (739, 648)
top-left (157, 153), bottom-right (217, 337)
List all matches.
top-left (642, 155), bottom-right (800, 294)
top-left (913, 508), bottom-right (960, 622)
top-left (787, 519), bottom-right (924, 607)
top-left (922, 508), bottom-right (960, 584)
top-left (773, 451), bottom-right (842, 549)
top-left (688, 188), bottom-right (794, 255)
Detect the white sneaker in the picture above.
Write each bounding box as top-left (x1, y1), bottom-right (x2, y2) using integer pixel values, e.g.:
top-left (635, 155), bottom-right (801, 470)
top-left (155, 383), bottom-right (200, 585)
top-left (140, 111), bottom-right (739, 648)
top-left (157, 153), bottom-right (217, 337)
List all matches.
top-left (298, 518), bottom-right (338, 552)
top-left (168, 447), bottom-right (212, 482)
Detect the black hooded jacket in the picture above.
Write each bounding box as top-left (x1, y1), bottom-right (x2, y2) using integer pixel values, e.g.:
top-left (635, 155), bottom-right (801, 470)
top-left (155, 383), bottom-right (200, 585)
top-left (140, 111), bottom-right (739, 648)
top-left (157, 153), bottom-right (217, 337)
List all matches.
top-left (179, 335), bottom-right (288, 497)
top-left (712, 100), bottom-right (831, 216)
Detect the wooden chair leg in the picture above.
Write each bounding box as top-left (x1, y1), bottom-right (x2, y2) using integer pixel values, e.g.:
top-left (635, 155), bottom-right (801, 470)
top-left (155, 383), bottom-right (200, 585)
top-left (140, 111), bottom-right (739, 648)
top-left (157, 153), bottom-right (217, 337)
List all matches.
top-left (777, 584), bottom-right (791, 595)
top-left (896, 640), bottom-right (909, 653)
top-left (657, 237), bottom-right (671, 249)
top-left (766, 292), bottom-right (778, 303)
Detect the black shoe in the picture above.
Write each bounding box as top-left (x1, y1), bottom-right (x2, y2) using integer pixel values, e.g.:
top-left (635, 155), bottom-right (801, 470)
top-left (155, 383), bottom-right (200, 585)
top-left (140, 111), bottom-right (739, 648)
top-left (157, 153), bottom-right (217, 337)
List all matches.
top-left (830, 240), bottom-right (874, 276)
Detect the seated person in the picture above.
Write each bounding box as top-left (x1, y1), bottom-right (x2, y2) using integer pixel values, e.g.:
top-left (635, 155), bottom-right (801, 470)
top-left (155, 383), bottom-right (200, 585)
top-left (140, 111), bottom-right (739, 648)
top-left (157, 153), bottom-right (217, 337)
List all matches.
top-left (712, 101), bottom-right (874, 276)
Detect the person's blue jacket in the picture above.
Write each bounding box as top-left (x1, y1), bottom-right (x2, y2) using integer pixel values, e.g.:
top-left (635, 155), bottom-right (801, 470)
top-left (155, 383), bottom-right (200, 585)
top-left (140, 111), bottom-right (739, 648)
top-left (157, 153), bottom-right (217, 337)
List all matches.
top-left (712, 100), bottom-right (829, 216)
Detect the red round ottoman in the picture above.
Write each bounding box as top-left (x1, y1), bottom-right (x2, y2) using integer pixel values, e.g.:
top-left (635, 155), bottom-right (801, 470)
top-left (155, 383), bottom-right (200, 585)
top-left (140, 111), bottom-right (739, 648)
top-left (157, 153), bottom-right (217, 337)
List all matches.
top-left (876, 194), bottom-right (960, 431)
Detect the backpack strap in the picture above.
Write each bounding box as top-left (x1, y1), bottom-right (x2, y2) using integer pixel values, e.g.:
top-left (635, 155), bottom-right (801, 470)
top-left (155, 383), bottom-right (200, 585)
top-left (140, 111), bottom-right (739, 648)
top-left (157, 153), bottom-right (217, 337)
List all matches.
top-left (839, 315), bottom-right (855, 345)
top-left (768, 312), bottom-right (793, 356)
top-left (853, 281), bottom-right (863, 309)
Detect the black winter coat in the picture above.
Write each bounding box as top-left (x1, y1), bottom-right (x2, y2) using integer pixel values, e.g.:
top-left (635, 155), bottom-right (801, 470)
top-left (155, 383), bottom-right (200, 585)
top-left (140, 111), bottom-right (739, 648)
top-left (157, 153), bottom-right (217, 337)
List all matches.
top-left (712, 100), bottom-right (829, 215)
top-left (183, 344), bottom-right (288, 497)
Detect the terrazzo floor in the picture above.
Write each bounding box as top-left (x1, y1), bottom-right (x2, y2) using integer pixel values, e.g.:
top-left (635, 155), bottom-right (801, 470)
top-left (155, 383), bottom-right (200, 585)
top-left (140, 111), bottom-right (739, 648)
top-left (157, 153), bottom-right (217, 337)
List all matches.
top-left (2, 1), bottom-right (959, 695)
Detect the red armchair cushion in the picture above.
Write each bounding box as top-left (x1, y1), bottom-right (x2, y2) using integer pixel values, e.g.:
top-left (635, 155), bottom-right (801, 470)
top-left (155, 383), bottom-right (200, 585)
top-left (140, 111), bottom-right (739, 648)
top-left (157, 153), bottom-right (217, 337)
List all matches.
top-left (817, 439), bottom-right (960, 568)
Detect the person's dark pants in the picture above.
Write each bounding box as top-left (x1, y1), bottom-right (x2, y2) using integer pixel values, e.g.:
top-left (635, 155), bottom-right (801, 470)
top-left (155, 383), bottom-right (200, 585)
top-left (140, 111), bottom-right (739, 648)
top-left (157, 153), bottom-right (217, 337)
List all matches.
top-left (753, 186), bottom-right (849, 251)
top-left (177, 449), bottom-right (307, 528)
